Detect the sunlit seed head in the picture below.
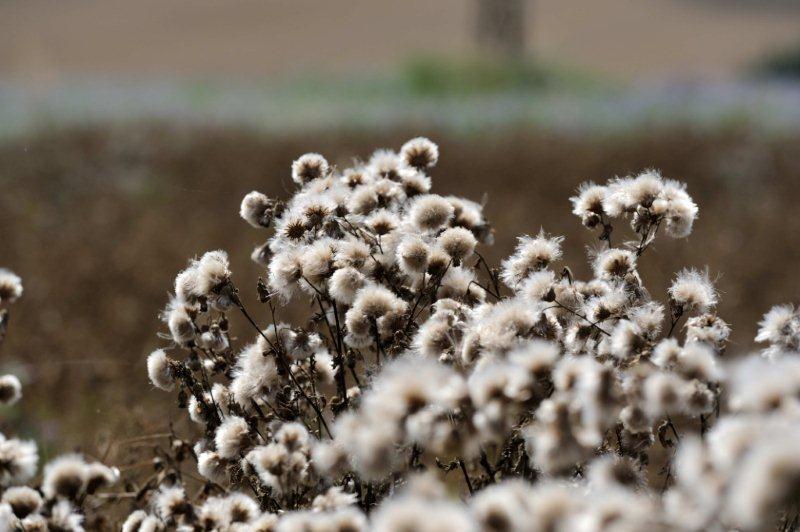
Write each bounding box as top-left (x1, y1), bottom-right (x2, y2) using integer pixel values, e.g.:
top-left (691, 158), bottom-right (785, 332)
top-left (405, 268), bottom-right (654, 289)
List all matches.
top-left (239, 191), bottom-right (274, 228)
top-left (397, 236), bottom-right (430, 275)
top-left (409, 194), bottom-right (454, 232)
top-left (2, 486), bottom-right (42, 519)
top-left (399, 137), bottom-right (439, 171)
top-left (0, 375), bottom-right (22, 406)
top-left (292, 153), bottom-right (329, 185)
top-left (438, 227), bottom-right (477, 262)
top-left (669, 268), bottom-right (718, 314)
top-left (147, 349), bottom-right (175, 391)
top-left (42, 454), bottom-right (87, 500)
top-left (0, 269), bottom-right (23, 304)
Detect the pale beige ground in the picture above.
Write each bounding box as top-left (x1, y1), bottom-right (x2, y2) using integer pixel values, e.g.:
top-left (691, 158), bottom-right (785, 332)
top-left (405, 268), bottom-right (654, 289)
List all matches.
top-left (2, 0), bottom-right (800, 84)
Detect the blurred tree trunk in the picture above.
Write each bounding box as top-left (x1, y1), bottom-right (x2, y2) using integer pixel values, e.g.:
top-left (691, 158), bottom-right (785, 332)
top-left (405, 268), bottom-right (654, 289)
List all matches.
top-left (475, 0), bottom-right (527, 58)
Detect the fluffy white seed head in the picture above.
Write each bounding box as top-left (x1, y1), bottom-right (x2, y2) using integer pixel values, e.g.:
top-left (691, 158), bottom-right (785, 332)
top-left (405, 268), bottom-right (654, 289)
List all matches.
top-left (215, 416), bottom-right (252, 459)
top-left (409, 194), bottom-right (454, 232)
top-left (154, 485), bottom-right (188, 521)
top-left (0, 438), bottom-right (38, 487)
top-left (593, 248), bottom-right (637, 281)
top-left (163, 299), bottom-right (196, 345)
top-left (500, 231), bottom-right (563, 289)
top-left (755, 304), bottom-right (799, 356)
top-left (42, 454), bottom-right (88, 500)
top-left (400, 137), bottom-right (439, 171)
top-left (196, 250), bottom-right (232, 297)
top-left (0, 269), bottom-right (23, 304)
top-left (669, 268), bottom-right (718, 313)
top-left (48, 500), bottom-right (84, 531)
top-left (2, 486), bottom-right (42, 519)
top-left (0, 375), bottom-right (22, 406)
top-left (197, 451), bottom-right (227, 484)
top-left (397, 235), bottom-right (430, 275)
top-left (570, 182), bottom-right (607, 227)
top-left (239, 191), bottom-right (273, 228)
top-left (438, 227), bottom-right (477, 262)
top-left (147, 349), bottom-right (174, 391)
top-left (328, 267), bottom-right (366, 306)
top-left (292, 153), bottom-right (329, 185)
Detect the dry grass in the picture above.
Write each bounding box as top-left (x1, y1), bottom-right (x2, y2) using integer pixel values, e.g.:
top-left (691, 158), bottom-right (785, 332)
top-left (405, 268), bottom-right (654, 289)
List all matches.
top-left (1, 124), bottom-right (798, 460)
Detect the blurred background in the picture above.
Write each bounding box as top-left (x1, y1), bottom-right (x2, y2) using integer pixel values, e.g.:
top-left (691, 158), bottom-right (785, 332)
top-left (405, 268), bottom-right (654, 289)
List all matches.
top-left (1, 0), bottom-right (799, 461)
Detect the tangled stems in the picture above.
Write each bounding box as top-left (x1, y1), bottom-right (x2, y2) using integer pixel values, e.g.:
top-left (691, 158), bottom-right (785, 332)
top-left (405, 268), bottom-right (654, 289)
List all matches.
top-left (231, 287), bottom-right (332, 438)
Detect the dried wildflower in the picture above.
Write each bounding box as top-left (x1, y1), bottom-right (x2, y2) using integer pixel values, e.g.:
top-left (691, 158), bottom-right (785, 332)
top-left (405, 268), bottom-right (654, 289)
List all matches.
top-left (655, 180), bottom-right (699, 238)
top-left (685, 313), bottom-right (730, 348)
top-left (396, 235), bottom-right (430, 275)
top-left (122, 511), bottom-right (151, 532)
top-left (0, 437), bottom-right (38, 486)
top-left (372, 494), bottom-right (476, 532)
top-left (593, 248), bottom-right (637, 280)
top-left (230, 341), bottom-right (279, 408)
top-left (651, 337), bottom-right (681, 369)
top-left (438, 266), bottom-right (485, 303)
top-left (570, 182), bottom-right (607, 227)
top-left (221, 492), bottom-right (260, 525)
top-left (588, 455), bottom-right (644, 489)
top-left (500, 230), bottom-right (563, 289)
top-left (726, 356), bottom-right (800, 413)
top-left (163, 299), bottom-right (195, 345)
top-left (312, 486), bottom-right (358, 512)
top-left (196, 251), bottom-right (232, 301)
top-left (85, 462), bottom-right (118, 494)
top-left (724, 435), bottom-right (800, 529)
top-left (643, 372), bottom-right (685, 416)
top-left (292, 153), bottom-right (329, 185)
top-left (669, 268), bottom-right (718, 313)
top-left (215, 416), bottom-right (252, 459)
top-left (409, 194), bottom-right (454, 232)
top-left (268, 249), bottom-right (303, 302)
top-left (328, 267), bottom-right (366, 305)
top-left (347, 185), bottom-right (379, 215)
top-left (49, 500), bottom-right (84, 531)
top-left (0, 375), bottom-right (22, 406)
top-left (2, 486), bottom-right (42, 519)
top-left (197, 451), bottom-right (227, 484)
top-left (469, 480), bottom-right (534, 532)
top-left (0, 269), bottom-right (23, 304)
top-left (755, 303), bottom-right (799, 357)
top-left (147, 349), bottom-right (174, 391)
top-left (366, 209), bottom-right (401, 236)
top-left (153, 485), bottom-right (189, 522)
top-left (603, 171), bottom-right (663, 217)
top-left (438, 226), bottom-right (477, 262)
top-left (42, 454), bottom-right (87, 500)
top-left (675, 342), bottom-right (720, 382)
top-left (239, 191), bottom-right (275, 228)
top-left (400, 137), bottom-right (439, 171)
top-left (399, 168), bottom-right (432, 197)
top-left (369, 149), bottom-right (402, 181)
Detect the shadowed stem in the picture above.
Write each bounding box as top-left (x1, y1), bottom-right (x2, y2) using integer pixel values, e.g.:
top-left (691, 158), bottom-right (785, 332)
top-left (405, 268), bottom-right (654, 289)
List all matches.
top-left (458, 458), bottom-right (474, 495)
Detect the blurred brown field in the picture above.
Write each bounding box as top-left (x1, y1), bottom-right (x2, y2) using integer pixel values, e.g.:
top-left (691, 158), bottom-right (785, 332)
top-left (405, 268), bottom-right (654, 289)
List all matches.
top-left (0, 124), bottom-right (799, 461)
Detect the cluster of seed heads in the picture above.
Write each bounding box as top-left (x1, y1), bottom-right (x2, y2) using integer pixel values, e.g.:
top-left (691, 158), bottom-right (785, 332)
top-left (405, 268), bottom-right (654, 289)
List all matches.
top-left (4, 136), bottom-right (799, 531)
top-left (0, 270), bottom-right (119, 531)
top-left (132, 138), bottom-right (800, 531)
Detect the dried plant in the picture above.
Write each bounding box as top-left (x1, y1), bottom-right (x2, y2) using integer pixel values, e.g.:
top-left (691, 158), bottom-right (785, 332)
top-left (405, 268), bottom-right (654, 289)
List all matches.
top-left (0, 270), bottom-right (119, 531)
top-left (6, 137), bottom-right (800, 531)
